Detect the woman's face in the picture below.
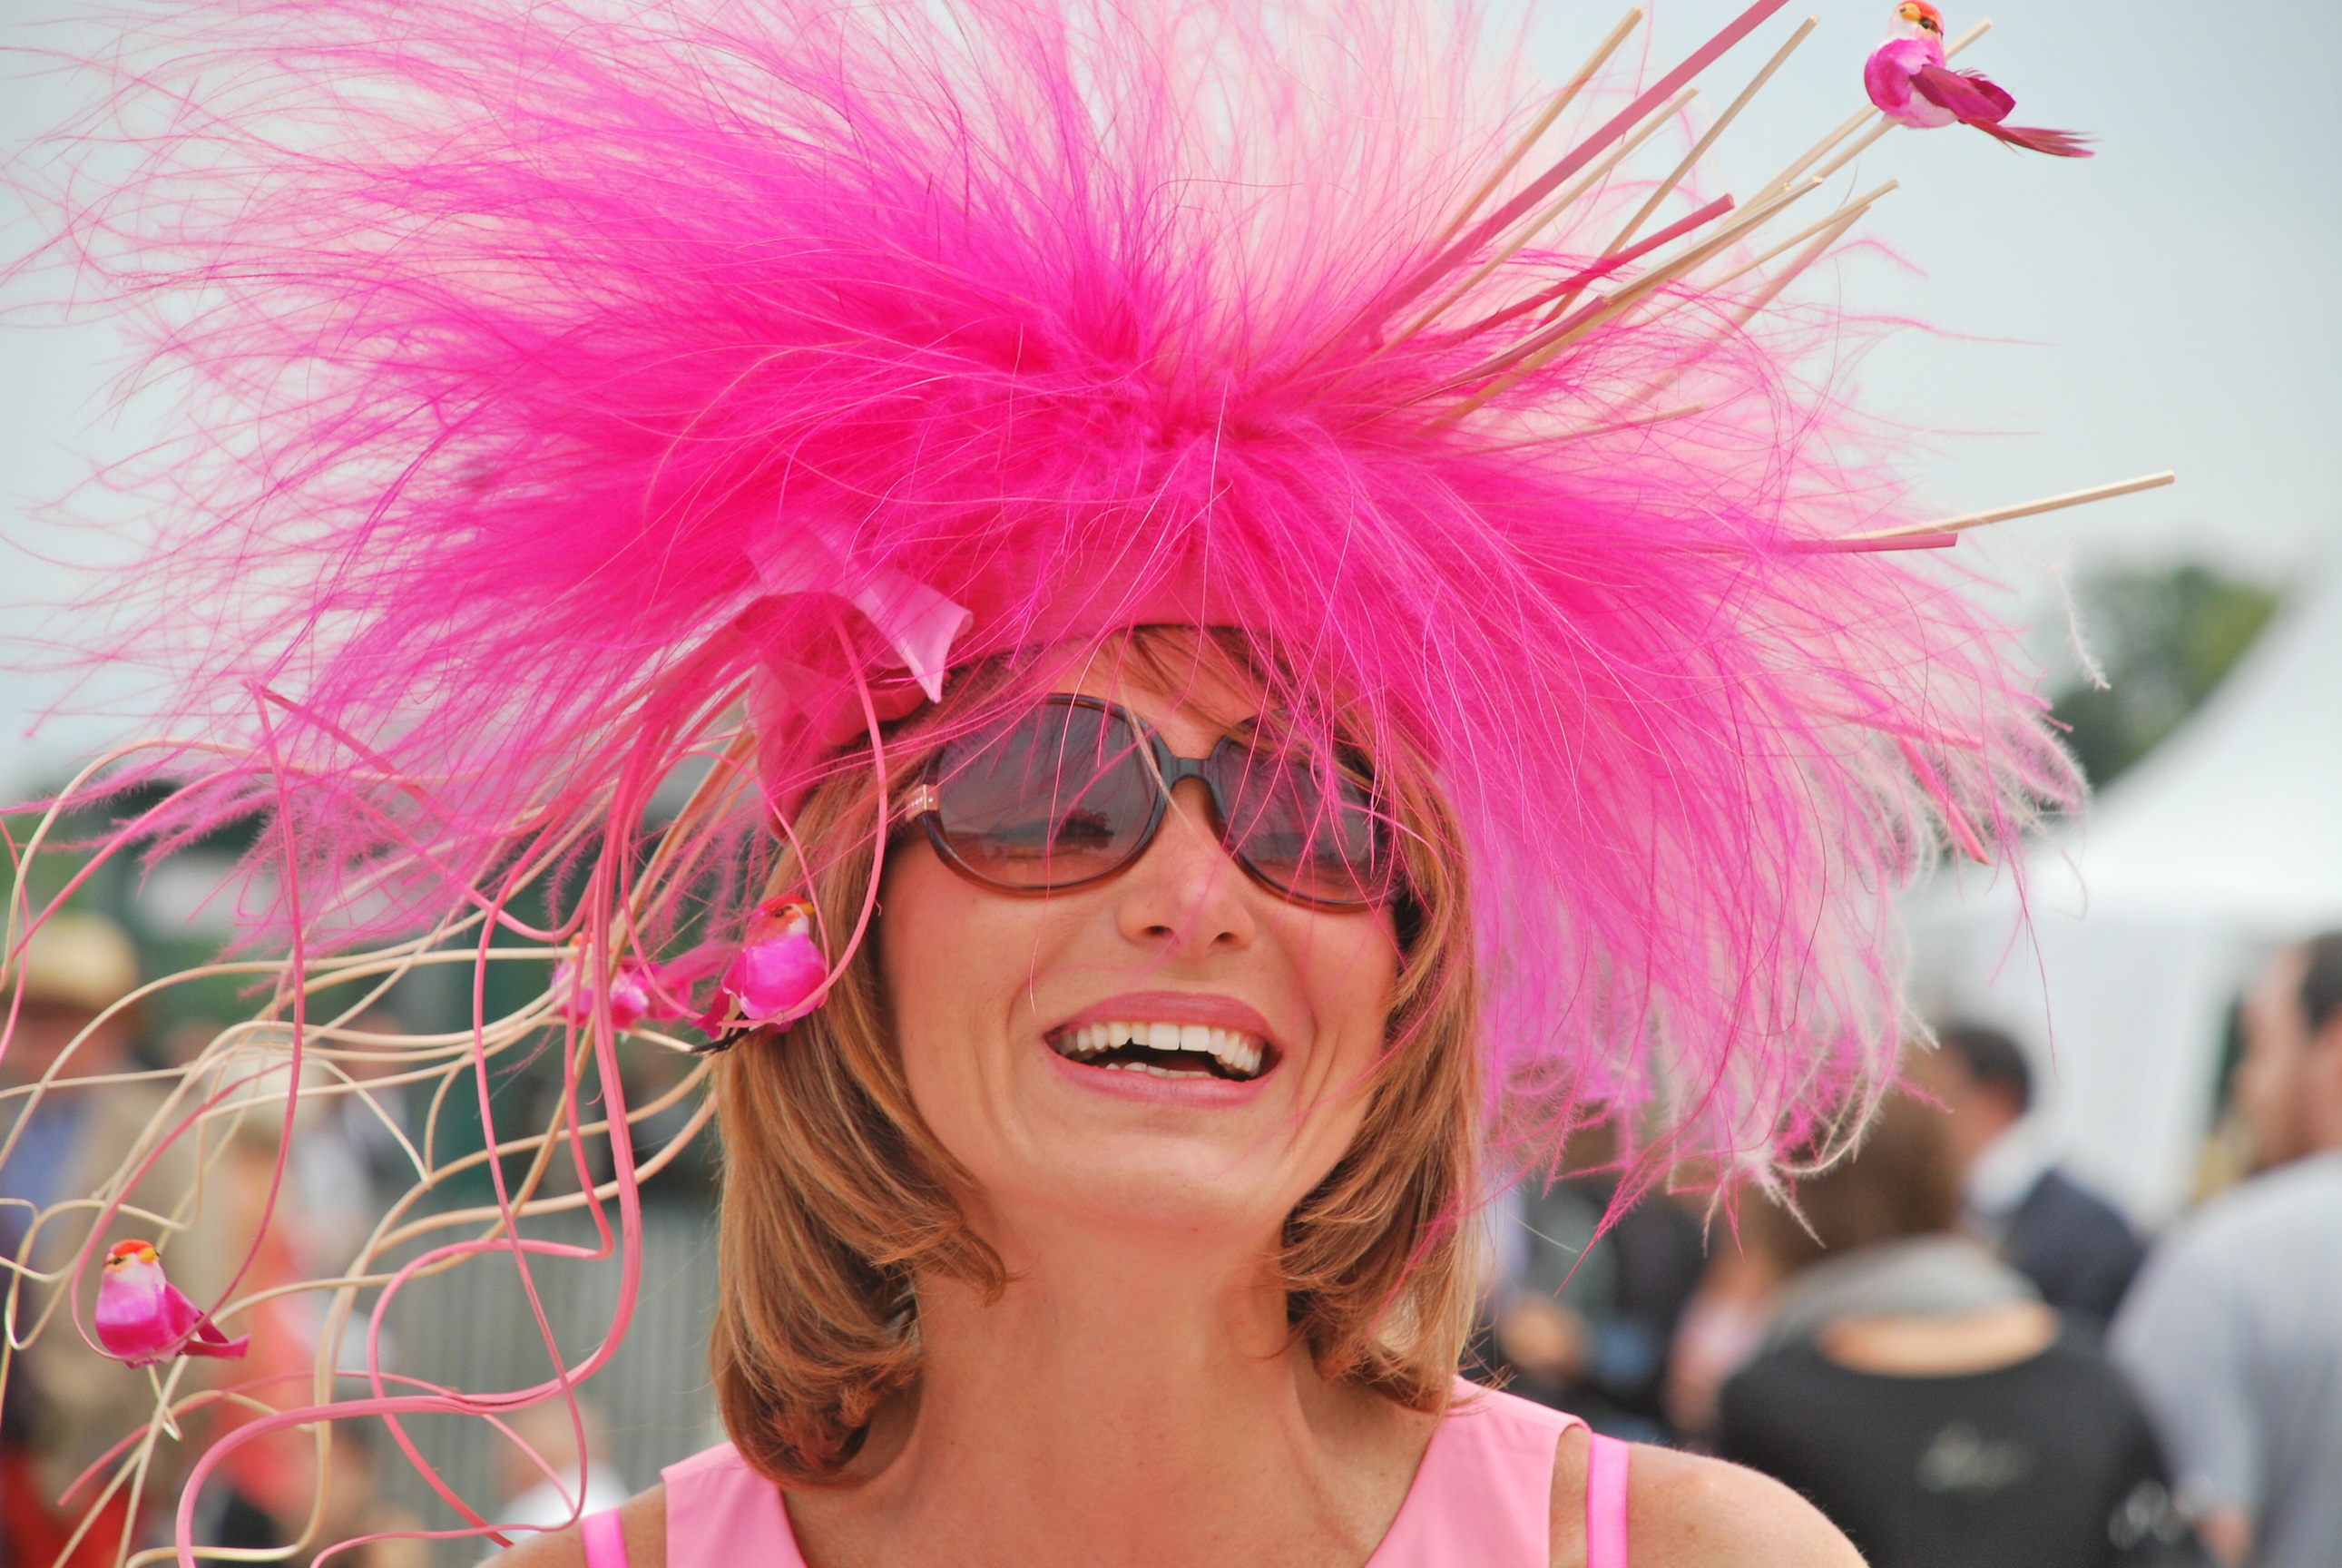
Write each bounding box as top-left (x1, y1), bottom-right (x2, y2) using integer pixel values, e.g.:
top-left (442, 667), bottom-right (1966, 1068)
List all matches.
top-left (877, 652), bottom-right (1402, 1253)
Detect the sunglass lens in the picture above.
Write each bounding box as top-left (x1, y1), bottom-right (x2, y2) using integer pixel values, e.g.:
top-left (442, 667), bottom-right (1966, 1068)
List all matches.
top-left (931, 702), bottom-right (1155, 887)
top-left (1213, 740), bottom-right (1385, 906)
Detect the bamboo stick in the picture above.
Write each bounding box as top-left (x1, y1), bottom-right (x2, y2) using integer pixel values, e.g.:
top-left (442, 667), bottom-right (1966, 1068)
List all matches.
top-left (1757, 104), bottom-right (1877, 204)
top-left (1613, 192), bottom-right (1887, 410)
top-left (1605, 15), bottom-right (1816, 258)
top-left (1810, 116), bottom-right (1897, 184)
top-left (1387, 86), bottom-right (1700, 349)
top-left (1717, 200), bottom-right (1876, 328)
top-left (1382, 0), bottom-right (1792, 322)
top-left (1470, 403), bottom-right (1709, 453)
top-left (1430, 8), bottom-right (1646, 250)
top-left (1595, 173), bottom-right (1895, 366)
top-left (1699, 180), bottom-right (1896, 293)
top-left (1847, 472), bottom-right (2178, 542)
top-left (1454, 172), bottom-right (1827, 397)
top-left (1465, 193), bottom-right (1734, 339)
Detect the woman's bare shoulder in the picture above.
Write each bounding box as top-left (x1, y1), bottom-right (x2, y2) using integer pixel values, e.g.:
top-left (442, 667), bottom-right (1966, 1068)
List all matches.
top-left (483, 1486), bottom-right (669, 1568)
top-left (1615, 1446), bottom-right (1860, 1568)
top-left (1545, 1436), bottom-right (1857, 1568)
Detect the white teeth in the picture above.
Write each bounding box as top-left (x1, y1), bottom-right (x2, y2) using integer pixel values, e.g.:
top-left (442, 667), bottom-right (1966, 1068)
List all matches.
top-left (1051, 1020), bottom-right (1267, 1078)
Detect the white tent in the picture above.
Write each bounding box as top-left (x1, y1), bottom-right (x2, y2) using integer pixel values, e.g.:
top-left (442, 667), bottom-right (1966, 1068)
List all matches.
top-left (1906, 571), bottom-right (2342, 1225)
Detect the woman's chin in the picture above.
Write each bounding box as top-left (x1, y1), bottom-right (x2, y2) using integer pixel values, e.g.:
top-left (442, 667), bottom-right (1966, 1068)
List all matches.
top-left (975, 1095), bottom-right (1338, 1246)
top-left (992, 1150), bottom-right (1295, 1245)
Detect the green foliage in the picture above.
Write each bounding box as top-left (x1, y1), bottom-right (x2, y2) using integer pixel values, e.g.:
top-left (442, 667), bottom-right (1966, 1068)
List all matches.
top-left (2052, 565), bottom-right (2279, 789)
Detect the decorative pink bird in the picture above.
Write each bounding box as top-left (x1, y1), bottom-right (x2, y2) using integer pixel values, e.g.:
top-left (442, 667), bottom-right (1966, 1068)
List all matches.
top-left (93, 1239), bottom-right (250, 1367)
top-left (1865, 2), bottom-right (2092, 157)
top-left (697, 897), bottom-right (828, 1048)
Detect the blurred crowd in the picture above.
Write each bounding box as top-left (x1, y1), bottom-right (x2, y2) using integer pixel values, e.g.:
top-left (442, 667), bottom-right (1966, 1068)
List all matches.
top-left (5, 906), bottom-right (2339, 1568)
top-left (0, 911), bottom-right (654, 1568)
top-left (1475, 934), bottom-right (2342, 1568)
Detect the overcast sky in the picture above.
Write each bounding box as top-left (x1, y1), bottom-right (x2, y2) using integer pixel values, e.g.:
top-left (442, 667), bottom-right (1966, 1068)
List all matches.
top-left (4, 0), bottom-right (2336, 789)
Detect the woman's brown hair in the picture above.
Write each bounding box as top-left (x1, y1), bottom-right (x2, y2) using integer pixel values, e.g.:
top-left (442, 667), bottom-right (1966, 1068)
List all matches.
top-left (708, 630), bottom-right (1486, 1484)
top-left (1747, 1086), bottom-right (1962, 1274)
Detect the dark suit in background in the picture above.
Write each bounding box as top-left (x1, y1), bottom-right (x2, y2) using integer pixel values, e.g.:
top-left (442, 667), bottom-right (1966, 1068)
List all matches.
top-left (1997, 1166), bottom-right (2146, 1329)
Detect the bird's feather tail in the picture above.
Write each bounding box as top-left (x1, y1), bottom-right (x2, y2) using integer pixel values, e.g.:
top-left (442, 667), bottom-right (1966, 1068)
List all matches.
top-left (1974, 118), bottom-right (2094, 157)
top-left (183, 1318), bottom-right (251, 1359)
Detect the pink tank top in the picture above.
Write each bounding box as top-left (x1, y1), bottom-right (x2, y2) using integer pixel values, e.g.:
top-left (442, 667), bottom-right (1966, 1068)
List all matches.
top-left (580, 1379), bottom-right (1629, 1568)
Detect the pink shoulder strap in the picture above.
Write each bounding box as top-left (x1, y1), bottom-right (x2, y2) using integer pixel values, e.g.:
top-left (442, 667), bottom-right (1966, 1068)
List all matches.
top-left (1365, 1379), bottom-right (1631, 1567)
top-left (579, 1508), bottom-right (629, 1568)
top-left (1585, 1431), bottom-right (1631, 1568)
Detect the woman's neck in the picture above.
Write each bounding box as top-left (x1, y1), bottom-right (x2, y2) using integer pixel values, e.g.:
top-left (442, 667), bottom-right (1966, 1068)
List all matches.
top-left (789, 1214), bottom-right (1433, 1568)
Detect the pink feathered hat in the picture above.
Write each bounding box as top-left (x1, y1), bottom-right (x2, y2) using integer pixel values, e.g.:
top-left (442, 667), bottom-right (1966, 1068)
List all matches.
top-left (22, 0), bottom-right (2073, 1165)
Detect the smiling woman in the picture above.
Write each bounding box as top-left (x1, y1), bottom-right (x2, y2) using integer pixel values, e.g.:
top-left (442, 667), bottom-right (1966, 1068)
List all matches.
top-left (628, 632), bottom-right (1848, 1567)
top-left (713, 634), bottom-right (1475, 1472)
top-left (7, 0), bottom-right (2079, 1563)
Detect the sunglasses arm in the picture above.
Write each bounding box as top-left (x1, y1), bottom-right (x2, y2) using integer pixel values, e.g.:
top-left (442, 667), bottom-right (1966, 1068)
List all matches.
top-left (897, 783), bottom-right (941, 823)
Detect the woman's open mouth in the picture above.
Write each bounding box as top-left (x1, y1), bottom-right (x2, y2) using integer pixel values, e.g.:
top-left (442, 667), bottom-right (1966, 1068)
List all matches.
top-left (1047, 1021), bottom-right (1272, 1083)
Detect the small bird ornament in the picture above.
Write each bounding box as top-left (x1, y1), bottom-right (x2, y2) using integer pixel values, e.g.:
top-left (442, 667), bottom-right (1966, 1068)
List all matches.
top-left (94, 1239), bottom-right (250, 1367)
top-left (696, 897), bottom-right (828, 1049)
top-left (1865, 3), bottom-right (2092, 157)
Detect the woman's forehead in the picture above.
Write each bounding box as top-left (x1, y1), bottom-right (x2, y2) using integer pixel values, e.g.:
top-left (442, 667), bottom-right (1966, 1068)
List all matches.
top-left (1032, 634), bottom-right (1267, 749)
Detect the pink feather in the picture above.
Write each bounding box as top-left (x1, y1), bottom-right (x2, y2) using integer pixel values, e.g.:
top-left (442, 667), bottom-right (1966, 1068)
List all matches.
top-left (17, 0), bottom-right (2075, 1176)
top-left (1912, 64), bottom-right (2018, 124)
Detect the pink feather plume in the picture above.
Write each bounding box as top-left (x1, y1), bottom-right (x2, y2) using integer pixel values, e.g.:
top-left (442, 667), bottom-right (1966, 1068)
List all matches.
top-left (16, 0), bottom-right (2075, 1170)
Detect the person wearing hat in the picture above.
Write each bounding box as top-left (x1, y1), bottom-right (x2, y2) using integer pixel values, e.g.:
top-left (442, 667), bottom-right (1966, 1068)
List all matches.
top-left (3, 913), bottom-right (232, 1566)
top-left (11, 0), bottom-right (2109, 1562)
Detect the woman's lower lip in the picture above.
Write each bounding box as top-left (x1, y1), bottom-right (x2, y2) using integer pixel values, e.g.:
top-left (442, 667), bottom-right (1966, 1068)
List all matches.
top-left (1039, 1039), bottom-right (1272, 1105)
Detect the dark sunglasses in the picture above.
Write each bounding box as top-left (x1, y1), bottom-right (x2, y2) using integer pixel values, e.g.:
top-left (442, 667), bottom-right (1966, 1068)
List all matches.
top-left (899, 694), bottom-right (1395, 909)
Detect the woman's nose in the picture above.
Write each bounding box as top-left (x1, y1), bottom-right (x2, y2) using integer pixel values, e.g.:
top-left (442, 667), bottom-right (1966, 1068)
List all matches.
top-left (1112, 778), bottom-right (1259, 956)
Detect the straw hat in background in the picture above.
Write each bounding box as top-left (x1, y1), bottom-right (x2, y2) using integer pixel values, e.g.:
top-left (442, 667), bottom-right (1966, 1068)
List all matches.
top-left (10, 912), bottom-right (140, 1015)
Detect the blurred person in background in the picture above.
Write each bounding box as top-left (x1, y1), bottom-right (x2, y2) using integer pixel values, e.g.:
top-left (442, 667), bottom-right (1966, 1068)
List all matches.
top-left (1660, 1200), bottom-right (1785, 1446)
top-left (1478, 1124), bottom-right (1708, 1443)
top-left (494, 1397), bottom-right (632, 1538)
top-left (285, 1005), bottom-right (416, 1276)
top-left (2112, 935), bottom-right (2342, 1568)
top-left (1917, 1024), bottom-right (2144, 1328)
top-left (1719, 1089), bottom-right (2202, 1568)
top-left (0, 913), bottom-right (234, 1568)
top-left (207, 1420), bottom-right (428, 1568)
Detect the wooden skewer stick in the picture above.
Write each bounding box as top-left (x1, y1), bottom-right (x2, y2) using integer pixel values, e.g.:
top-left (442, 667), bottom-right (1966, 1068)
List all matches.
top-left (1631, 177), bottom-right (1893, 339)
top-left (1436, 175), bottom-right (1827, 419)
top-left (1605, 15), bottom-right (1817, 258)
top-left (1617, 189), bottom-right (1892, 410)
top-left (1501, 193), bottom-right (1735, 334)
top-left (1493, 173), bottom-right (1826, 368)
top-left (1469, 403), bottom-right (1709, 453)
top-left (1847, 472), bottom-right (2178, 542)
top-left (1386, 86), bottom-right (1700, 350)
top-left (1755, 18), bottom-right (1993, 200)
top-left (1811, 116), bottom-right (1898, 184)
top-left (1564, 401), bottom-right (1710, 441)
top-left (1431, 8), bottom-right (1647, 251)
top-left (1710, 198), bottom-right (1877, 328)
top-left (1699, 181), bottom-right (1896, 294)
top-left (1758, 105), bottom-right (1876, 203)
top-left (1471, 172), bottom-right (1885, 424)
top-left (1382, 0), bottom-right (1793, 327)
